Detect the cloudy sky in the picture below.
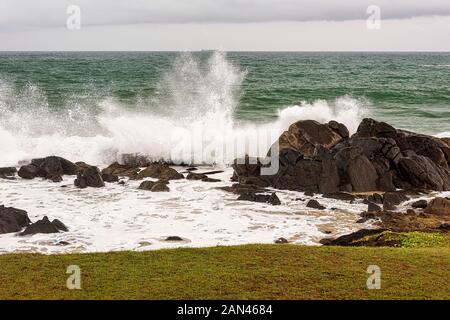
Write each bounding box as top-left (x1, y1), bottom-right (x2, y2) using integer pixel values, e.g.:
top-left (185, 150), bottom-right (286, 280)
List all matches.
top-left (1, 0), bottom-right (449, 51)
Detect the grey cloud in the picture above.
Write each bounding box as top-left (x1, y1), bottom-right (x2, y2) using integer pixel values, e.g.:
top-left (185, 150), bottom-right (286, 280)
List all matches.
top-left (1, 0), bottom-right (450, 30)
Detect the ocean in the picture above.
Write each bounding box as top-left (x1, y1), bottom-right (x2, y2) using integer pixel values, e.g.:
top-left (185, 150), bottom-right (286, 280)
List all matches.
top-left (0, 51), bottom-right (449, 253)
top-left (0, 51), bottom-right (449, 166)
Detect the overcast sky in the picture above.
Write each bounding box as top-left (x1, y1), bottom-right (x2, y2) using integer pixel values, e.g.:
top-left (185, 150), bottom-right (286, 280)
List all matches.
top-left (1, 0), bottom-right (449, 51)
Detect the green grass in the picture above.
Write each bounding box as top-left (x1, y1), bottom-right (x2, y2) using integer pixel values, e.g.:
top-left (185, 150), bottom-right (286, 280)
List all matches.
top-left (0, 244), bottom-right (449, 300)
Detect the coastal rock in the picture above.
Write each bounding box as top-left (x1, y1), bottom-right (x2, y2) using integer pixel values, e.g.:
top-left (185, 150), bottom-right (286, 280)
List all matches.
top-left (18, 156), bottom-right (79, 181)
top-left (74, 166), bottom-right (105, 188)
top-left (0, 167), bottom-right (17, 179)
top-left (230, 118), bottom-right (450, 194)
top-left (237, 192), bottom-right (281, 206)
top-left (19, 216), bottom-right (68, 236)
top-left (275, 120), bottom-right (346, 157)
top-left (306, 199), bottom-right (326, 210)
top-left (135, 163), bottom-right (184, 181)
top-left (275, 237), bottom-right (289, 244)
top-left (424, 197), bottom-right (450, 215)
top-left (101, 173), bottom-right (119, 183)
top-left (138, 180), bottom-right (170, 192)
top-left (0, 205), bottom-right (31, 234)
top-left (187, 172), bottom-right (220, 182)
top-left (411, 200), bottom-right (428, 209)
top-left (101, 162), bottom-right (139, 179)
top-left (320, 229), bottom-right (399, 247)
top-left (367, 202), bottom-right (382, 212)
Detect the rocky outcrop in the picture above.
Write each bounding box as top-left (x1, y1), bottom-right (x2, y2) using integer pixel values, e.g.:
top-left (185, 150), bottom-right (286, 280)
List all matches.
top-left (425, 197), bottom-right (450, 215)
top-left (19, 216), bottom-right (68, 236)
top-left (0, 205), bottom-right (31, 234)
top-left (0, 167), bottom-right (17, 180)
top-left (138, 180), bottom-right (170, 192)
top-left (74, 166), bottom-right (105, 188)
top-left (135, 163), bottom-right (184, 181)
top-left (306, 199), bottom-right (325, 210)
top-left (231, 118), bottom-right (450, 193)
top-left (186, 172), bottom-right (220, 182)
top-left (237, 192), bottom-right (281, 206)
top-left (18, 156), bottom-right (79, 181)
top-left (101, 162), bottom-right (140, 179)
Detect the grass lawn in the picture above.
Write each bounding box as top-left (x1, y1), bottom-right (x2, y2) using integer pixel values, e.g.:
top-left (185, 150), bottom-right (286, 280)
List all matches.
top-left (0, 242), bottom-right (449, 300)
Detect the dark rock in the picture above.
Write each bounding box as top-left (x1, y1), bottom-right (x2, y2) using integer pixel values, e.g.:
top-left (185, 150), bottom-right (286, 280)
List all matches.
top-left (138, 180), bottom-right (170, 192)
top-left (138, 180), bottom-right (155, 191)
top-left (323, 192), bottom-right (356, 202)
top-left (367, 193), bottom-right (383, 204)
top-left (275, 237), bottom-right (289, 244)
top-left (187, 172), bottom-right (220, 182)
top-left (0, 167), bottom-right (17, 176)
top-left (0, 205), bottom-right (31, 234)
top-left (74, 166), bottom-right (105, 188)
top-left (320, 229), bottom-right (389, 246)
top-left (424, 197), bottom-right (450, 215)
top-left (165, 236), bottom-right (183, 241)
top-left (101, 162), bottom-right (139, 179)
top-left (151, 183), bottom-right (170, 192)
top-left (276, 120), bottom-right (345, 157)
top-left (102, 173), bottom-right (119, 183)
top-left (237, 192), bottom-right (281, 206)
top-left (368, 202), bottom-right (382, 212)
top-left (306, 199), bottom-right (326, 210)
top-left (328, 120), bottom-right (350, 139)
top-left (411, 199), bottom-right (428, 209)
top-left (383, 192), bottom-right (409, 206)
top-left (304, 191), bottom-right (315, 197)
top-left (20, 216), bottom-right (68, 236)
top-left (18, 164), bottom-right (39, 179)
top-left (347, 155), bottom-right (378, 192)
top-left (135, 163), bottom-right (184, 181)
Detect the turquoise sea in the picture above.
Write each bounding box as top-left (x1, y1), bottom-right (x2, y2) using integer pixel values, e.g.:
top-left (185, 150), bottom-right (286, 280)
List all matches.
top-left (0, 51), bottom-right (449, 165)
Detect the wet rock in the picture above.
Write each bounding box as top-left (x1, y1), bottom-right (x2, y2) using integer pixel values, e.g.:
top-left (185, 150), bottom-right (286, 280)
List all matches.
top-left (320, 229), bottom-right (398, 247)
top-left (411, 199), bottom-right (428, 209)
top-left (18, 164), bottom-right (39, 179)
top-left (19, 216), bottom-right (68, 236)
top-left (230, 118), bottom-right (450, 194)
top-left (275, 237), bottom-right (289, 244)
top-left (18, 156), bottom-right (79, 181)
top-left (383, 192), bottom-right (409, 206)
top-left (101, 173), bottom-right (119, 183)
top-left (74, 166), bottom-right (105, 188)
top-left (101, 162), bottom-right (139, 179)
top-left (138, 180), bottom-right (170, 192)
top-left (306, 199), bottom-right (326, 210)
top-left (237, 192), bottom-right (281, 206)
top-left (368, 202), bottom-right (382, 213)
top-left (276, 120), bottom-right (345, 157)
top-left (424, 197), bottom-right (450, 215)
top-left (165, 236), bottom-right (183, 241)
top-left (0, 205), bottom-right (31, 234)
top-left (0, 167), bottom-right (17, 178)
top-left (323, 192), bottom-right (357, 202)
top-left (135, 163), bottom-right (184, 181)
top-left (150, 183), bottom-right (170, 192)
top-left (217, 183), bottom-right (270, 195)
top-left (187, 172), bottom-right (220, 182)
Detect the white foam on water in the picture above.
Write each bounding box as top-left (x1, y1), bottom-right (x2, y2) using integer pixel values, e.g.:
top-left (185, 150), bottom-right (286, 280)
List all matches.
top-left (0, 167), bottom-right (372, 254)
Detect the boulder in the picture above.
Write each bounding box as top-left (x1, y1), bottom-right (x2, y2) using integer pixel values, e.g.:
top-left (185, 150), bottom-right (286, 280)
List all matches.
top-left (0, 167), bottom-right (17, 176)
top-left (306, 199), bottom-right (326, 210)
top-left (138, 180), bottom-right (170, 192)
top-left (275, 120), bottom-right (346, 157)
top-left (230, 118), bottom-right (450, 194)
top-left (135, 163), bottom-right (184, 181)
top-left (19, 216), bottom-right (68, 236)
top-left (102, 173), bottom-right (119, 183)
top-left (368, 202), bottom-right (382, 212)
top-left (101, 162), bottom-right (139, 179)
top-left (275, 237), bottom-right (289, 244)
top-left (0, 205), bottom-right (31, 234)
top-left (18, 156), bottom-right (79, 181)
top-left (411, 200), bottom-right (428, 209)
top-left (74, 166), bottom-right (105, 188)
top-left (18, 164), bottom-right (39, 179)
top-left (187, 172), bottom-right (220, 182)
top-left (424, 197), bottom-right (450, 215)
top-left (237, 192), bottom-right (281, 206)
